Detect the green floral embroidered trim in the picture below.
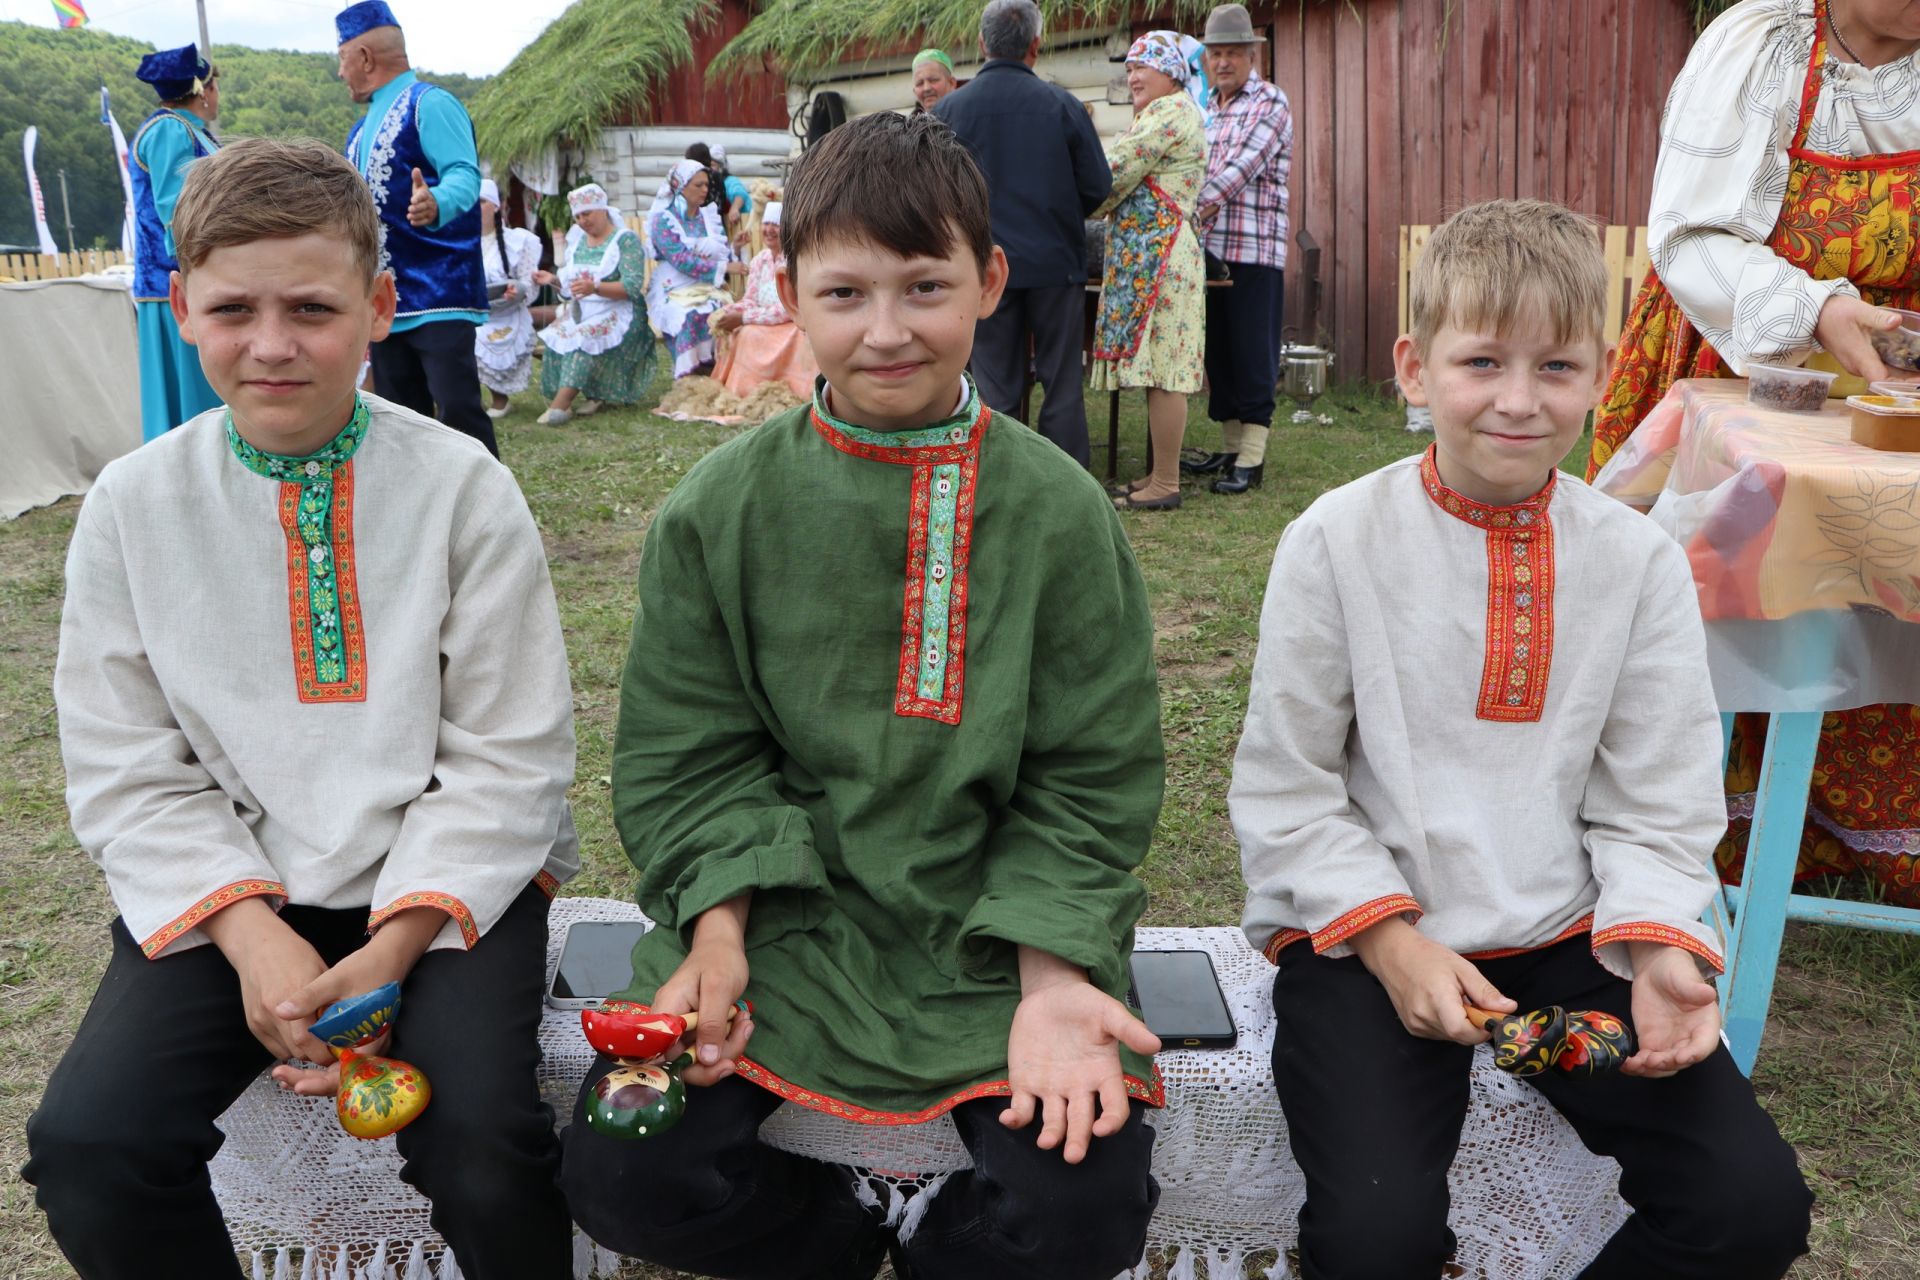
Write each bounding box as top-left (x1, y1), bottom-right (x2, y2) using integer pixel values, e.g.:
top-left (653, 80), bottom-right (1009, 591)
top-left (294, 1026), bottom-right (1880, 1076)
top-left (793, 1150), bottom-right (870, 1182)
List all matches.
top-left (810, 377), bottom-right (980, 450)
top-left (228, 400), bottom-right (372, 702)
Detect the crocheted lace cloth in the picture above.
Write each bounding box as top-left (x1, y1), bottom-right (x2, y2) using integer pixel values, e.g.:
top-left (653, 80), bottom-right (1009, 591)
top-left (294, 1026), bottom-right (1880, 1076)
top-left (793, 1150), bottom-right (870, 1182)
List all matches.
top-left (208, 897), bottom-right (1629, 1279)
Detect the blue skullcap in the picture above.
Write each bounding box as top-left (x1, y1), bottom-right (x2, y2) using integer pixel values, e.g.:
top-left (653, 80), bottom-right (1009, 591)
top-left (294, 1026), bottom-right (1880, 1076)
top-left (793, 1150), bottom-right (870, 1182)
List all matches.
top-left (336, 1), bottom-right (400, 45)
top-left (135, 44), bottom-right (210, 101)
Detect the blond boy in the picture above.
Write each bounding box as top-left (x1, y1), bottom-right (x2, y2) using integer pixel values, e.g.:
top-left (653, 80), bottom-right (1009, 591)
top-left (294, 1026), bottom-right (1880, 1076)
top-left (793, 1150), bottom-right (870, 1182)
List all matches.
top-left (24, 138), bottom-right (576, 1279)
top-left (1232, 200), bottom-right (1810, 1279)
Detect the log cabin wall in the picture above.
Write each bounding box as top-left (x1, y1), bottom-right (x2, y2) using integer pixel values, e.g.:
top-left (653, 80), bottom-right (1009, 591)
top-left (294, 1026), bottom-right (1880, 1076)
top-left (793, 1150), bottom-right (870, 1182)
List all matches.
top-left (616, 0), bottom-right (790, 132)
top-left (1135, 0), bottom-right (1699, 383)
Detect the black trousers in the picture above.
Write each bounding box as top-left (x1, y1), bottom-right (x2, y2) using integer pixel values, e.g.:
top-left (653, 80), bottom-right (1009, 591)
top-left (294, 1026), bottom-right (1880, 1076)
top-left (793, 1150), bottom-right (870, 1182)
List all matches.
top-left (562, 1068), bottom-right (1158, 1280)
top-left (970, 281), bottom-right (1091, 468)
top-left (369, 319), bottom-right (500, 457)
top-left (22, 886), bottom-right (570, 1280)
top-left (1271, 936), bottom-right (1812, 1280)
top-left (1204, 263), bottom-right (1285, 428)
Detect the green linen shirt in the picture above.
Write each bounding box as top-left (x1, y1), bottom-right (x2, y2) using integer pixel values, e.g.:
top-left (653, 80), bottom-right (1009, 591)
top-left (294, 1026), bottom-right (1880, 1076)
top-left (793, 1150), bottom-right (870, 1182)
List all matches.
top-left (612, 382), bottom-right (1166, 1120)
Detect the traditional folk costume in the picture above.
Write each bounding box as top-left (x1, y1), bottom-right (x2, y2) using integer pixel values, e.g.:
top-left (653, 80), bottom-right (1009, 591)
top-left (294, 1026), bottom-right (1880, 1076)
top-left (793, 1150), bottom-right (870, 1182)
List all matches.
top-left (563, 378), bottom-right (1165, 1279)
top-left (1591, 0), bottom-right (1920, 907)
top-left (129, 45), bottom-right (221, 443)
top-left (475, 179), bottom-right (540, 399)
top-left (537, 184), bottom-right (657, 406)
top-left (25, 395), bottom-right (580, 1278)
top-left (711, 203), bottom-right (818, 400)
top-left (1233, 449), bottom-right (1810, 1280)
top-left (339, 1), bottom-right (497, 456)
top-left (1190, 6), bottom-right (1292, 492)
top-left (1090, 37), bottom-right (1207, 397)
top-left (645, 159), bottom-right (735, 379)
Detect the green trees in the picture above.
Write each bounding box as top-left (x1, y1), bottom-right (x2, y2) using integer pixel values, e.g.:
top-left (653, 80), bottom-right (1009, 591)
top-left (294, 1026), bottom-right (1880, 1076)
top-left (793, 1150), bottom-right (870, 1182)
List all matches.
top-left (0, 21), bottom-right (485, 248)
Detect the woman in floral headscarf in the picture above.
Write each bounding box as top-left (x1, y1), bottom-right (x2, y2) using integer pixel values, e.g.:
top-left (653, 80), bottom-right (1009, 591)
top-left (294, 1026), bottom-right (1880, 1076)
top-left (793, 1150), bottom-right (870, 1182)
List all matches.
top-left (646, 158), bottom-right (745, 378)
top-left (532, 183), bottom-right (655, 425)
top-left (1093, 29), bottom-right (1208, 511)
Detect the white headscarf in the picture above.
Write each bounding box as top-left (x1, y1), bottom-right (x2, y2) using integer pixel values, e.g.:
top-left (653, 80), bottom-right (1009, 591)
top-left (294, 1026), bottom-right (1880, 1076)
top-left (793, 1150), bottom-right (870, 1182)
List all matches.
top-left (478, 177), bottom-right (501, 207)
top-left (649, 158), bottom-right (708, 216)
top-left (564, 182), bottom-right (625, 251)
top-left (762, 201), bottom-right (782, 226)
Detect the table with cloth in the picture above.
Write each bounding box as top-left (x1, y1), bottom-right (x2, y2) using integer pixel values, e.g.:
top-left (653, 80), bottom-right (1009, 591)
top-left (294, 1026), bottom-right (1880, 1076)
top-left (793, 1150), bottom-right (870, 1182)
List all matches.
top-left (0, 276), bottom-right (142, 520)
top-left (206, 898), bottom-right (1630, 1280)
top-left (1593, 378), bottom-right (1920, 1069)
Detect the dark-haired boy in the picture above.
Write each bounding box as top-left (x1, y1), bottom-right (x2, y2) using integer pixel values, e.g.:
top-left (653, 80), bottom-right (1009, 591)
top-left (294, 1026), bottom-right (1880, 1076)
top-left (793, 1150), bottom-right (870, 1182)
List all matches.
top-left (23, 137), bottom-right (577, 1279)
top-left (561, 111), bottom-right (1165, 1280)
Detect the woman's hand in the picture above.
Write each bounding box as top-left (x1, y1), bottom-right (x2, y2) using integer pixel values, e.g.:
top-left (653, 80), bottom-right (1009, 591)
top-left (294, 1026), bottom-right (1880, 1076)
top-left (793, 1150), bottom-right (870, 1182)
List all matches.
top-left (500, 283), bottom-right (519, 301)
top-left (568, 274), bottom-right (597, 299)
top-left (725, 260), bottom-right (749, 279)
top-left (711, 308), bottom-right (741, 335)
top-left (533, 269), bottom-right (557, 287)
top-left (1348, 917), bottom-right (1516, 1044)
top-left (1813, 294), bottom-right (1901, 382)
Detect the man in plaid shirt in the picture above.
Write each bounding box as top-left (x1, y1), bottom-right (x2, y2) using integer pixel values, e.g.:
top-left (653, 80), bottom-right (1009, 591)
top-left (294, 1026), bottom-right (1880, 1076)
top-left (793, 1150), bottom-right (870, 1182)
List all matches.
top-left (1185, 3), bottom-right (1294, 495)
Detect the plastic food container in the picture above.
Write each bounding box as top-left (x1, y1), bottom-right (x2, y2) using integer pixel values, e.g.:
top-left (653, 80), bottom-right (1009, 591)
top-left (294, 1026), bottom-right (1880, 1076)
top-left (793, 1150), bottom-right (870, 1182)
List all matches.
top-left (1869, 308), bottom-right (1920, 372)
top-left (1748, 363), bottom-right (1837, 412)
top-left (1847, 394), bottom-right (1920, 451)
top-left (1869, 379), bottom-right (1920, 401)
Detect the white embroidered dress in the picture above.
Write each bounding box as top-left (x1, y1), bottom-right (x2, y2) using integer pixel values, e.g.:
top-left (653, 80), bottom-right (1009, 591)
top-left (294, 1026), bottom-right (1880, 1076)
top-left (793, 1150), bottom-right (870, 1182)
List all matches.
top-left (537, 227), bottom-right (643, 357)
top-left (475, 224), bottom-right (541, 393)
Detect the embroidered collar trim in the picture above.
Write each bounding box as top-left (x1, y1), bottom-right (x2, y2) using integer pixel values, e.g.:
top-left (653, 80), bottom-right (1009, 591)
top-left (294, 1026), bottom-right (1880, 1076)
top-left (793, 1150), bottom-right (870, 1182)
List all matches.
top-left (1418, 445), bottom-right (1555, 530)
top-left (227, 398), bottom-right (370, 483)
top-left (809, 377), bottom-right (985, 464)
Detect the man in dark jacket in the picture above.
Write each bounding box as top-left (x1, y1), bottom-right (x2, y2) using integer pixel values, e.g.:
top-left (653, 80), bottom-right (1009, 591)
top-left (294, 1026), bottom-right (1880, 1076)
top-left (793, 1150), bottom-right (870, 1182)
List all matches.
top-left (936, 0), bottom-right (1111, 467)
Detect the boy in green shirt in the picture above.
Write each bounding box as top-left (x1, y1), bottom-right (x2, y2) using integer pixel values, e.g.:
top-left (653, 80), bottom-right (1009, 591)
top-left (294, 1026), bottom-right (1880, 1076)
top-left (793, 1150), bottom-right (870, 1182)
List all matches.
top-left (562, 112), bottom-right (1166, 1279)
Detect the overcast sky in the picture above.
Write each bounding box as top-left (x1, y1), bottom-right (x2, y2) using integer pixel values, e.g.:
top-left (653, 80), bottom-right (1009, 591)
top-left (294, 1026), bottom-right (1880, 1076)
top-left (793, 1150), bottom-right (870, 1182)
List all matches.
top-left (0, 0), bottom-right (576, 76)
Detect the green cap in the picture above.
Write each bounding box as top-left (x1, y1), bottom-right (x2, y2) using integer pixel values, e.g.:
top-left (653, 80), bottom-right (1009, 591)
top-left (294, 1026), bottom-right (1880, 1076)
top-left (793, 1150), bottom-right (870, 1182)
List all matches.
top-left (912, 47), bottom-right (956, 73)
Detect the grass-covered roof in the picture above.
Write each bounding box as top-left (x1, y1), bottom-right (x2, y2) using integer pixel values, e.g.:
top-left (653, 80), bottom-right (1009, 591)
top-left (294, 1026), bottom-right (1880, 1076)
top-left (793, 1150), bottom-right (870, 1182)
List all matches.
top-left (470, 0), bottom-right (714, 169)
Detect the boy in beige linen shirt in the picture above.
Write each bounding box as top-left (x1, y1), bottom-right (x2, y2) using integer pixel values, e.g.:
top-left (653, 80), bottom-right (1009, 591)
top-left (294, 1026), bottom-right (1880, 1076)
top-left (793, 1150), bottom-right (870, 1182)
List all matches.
top-left (1233, 200), bottom-right (1810, 1280)
top-left (23, 138), bottom-right (576, 1279)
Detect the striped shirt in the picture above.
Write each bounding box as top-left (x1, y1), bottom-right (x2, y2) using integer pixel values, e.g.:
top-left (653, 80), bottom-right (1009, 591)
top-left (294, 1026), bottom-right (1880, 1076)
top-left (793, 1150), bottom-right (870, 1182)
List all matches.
top-left (1200, 75), bottom-right (1293, 271)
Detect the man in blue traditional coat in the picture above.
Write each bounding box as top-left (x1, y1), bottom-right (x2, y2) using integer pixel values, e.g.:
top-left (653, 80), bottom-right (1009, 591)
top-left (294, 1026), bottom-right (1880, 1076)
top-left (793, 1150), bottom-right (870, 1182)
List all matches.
top-left (130, 44), bottom-right (222, 443)
top-left (335, 1), bottom-right (498, 456)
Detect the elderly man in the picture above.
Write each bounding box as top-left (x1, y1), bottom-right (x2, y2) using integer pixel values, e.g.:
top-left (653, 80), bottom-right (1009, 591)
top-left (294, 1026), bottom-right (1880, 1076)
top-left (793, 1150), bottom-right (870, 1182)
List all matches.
top-left (936, 0), bottom-right (1111, 467)
top-left (911, 48), bottom-right (960, 112)
top-left (336, 1), bottom-right (496, 456)
top-left (1186, 2), bottom-right (1293, 495)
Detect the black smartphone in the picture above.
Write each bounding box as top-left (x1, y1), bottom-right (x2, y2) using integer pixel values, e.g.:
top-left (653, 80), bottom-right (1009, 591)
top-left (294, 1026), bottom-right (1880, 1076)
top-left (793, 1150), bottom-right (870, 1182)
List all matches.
top-left (1128, 949), bottom-right (1237, 1050)
top-left (546, 920), bottom-right (650, 1009)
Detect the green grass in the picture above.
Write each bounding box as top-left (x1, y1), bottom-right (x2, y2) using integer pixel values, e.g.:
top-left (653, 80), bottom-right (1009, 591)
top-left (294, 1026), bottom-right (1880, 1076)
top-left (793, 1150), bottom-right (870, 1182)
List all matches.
top-left (0, 370), bottom-right (1914, 1278)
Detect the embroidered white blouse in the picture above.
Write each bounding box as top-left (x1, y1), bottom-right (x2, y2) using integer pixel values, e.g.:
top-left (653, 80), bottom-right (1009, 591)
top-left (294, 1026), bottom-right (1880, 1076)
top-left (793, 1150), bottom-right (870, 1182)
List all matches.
top-left (1232, 452), bottom-right (1727, 981)
top-left (1650, 0), bottom-right (1920, 372)
top-left (55, 395), bottom-right (579, 959)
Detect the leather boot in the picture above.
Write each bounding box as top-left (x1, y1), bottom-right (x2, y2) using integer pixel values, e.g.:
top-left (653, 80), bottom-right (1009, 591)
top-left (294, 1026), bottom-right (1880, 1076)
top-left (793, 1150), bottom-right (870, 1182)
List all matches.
top-left (1211, 463), bottom-right (1264, 494)
top-left (1179, 450), bottom-right (1235, 475)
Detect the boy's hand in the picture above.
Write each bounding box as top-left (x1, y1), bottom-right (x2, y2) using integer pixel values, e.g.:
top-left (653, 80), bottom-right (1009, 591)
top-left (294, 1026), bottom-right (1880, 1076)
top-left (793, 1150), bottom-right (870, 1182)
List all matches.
top-left (201, 898), bottom-right (331, 1064)
top-left (1349, 918), bottom-right (1516, 1044)
top-left (1001, 949), bottom-right (1161, 1165)
top-left (406, 168), bottom-right (438, 227)
top-left (267, 906), bottom-right (445, 1096)
top-left (1623, 943), bottom-right (1720, 1078)
top-left (650, 893), bottom-right (754, 1088)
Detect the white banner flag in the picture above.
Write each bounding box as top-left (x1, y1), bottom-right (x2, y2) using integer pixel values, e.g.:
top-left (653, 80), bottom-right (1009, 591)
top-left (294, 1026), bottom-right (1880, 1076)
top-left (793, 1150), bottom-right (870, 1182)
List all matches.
top-left (104, 97), bottom-right (137, 257)
top-left (23, 126), bottom-right (59, 256)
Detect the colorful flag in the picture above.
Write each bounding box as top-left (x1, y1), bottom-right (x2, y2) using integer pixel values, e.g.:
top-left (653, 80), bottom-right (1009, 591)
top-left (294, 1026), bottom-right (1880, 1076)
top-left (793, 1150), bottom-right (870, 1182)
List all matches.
top-left (103, 88), bottom-right (137, 257)
top-left (22, 127), bottom-right (60, 255)
top-left (50, 0), bottom-right (88, 29)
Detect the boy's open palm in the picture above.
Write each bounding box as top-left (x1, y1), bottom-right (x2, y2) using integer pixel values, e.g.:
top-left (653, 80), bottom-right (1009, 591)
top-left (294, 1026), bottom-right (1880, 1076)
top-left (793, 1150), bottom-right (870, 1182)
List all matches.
top-left (1624, 944), bottom-right (1720, 1078)
top-left (1002, 981), bottom-right (1161, 1165)
top-left (1351, 919), bottom-right (1516, 1045)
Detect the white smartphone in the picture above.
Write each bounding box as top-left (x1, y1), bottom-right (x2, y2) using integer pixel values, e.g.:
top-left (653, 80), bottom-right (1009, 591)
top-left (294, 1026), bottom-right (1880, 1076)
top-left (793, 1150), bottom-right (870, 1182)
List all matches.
top-left (545, 919), bottom-right (650, 1010)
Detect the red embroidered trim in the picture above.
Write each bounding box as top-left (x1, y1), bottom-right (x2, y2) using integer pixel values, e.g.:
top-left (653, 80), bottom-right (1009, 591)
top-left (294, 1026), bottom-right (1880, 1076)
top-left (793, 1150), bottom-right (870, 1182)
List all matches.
top-left (1590, 922), bottom-right (1725, 975)
top-left (1265, 913), bottom-right (1597, 964)
top-left (1418, 448), bottom-right (1556, 723)
top-left (534, 870), bottom-right (562, 898)
top-left (1310, 893), bottom-right (1423, 953)
top-left (1091, 176), bottom-right (1180, 362)
top-left (893, 454), bottom-right (979, 725)
top-left (807, 400), bottom-right (989, 468)
top-left (368, 892), bottom-right (479, 949)
top-left (279, 463), bottom-right (367, 705)
top-left (1262, 928), bottom-right (1311, 963)
top-left (141, 880), bottom-right (286, 958)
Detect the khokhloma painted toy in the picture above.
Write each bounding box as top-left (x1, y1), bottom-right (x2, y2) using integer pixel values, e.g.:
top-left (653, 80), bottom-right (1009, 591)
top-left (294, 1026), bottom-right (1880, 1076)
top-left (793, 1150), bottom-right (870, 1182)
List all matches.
top-left (307, 982), bottom-right (432, 1139)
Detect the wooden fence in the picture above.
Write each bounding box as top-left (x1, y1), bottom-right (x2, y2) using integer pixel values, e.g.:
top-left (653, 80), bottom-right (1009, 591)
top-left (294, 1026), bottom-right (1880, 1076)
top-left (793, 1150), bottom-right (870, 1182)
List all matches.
top-left (0, 250), bottom-right (130, 282)
top-left (1397, 225), bottom-right (1653, 350)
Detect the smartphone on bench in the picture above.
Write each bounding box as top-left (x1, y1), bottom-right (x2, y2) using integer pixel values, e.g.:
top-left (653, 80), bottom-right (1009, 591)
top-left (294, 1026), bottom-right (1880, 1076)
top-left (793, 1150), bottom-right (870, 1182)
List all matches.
top-left (545, 919), bottom-right (651, 1010)
top-left (1127, 949), bottom-right (1237, 1050)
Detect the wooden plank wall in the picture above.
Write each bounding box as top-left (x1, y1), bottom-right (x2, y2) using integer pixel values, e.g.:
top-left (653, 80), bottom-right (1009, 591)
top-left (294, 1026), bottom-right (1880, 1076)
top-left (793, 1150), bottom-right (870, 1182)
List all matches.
top-left (619, 0), bottom-right (789, 131)
top-left (0, 249), bottom-right (128, 282)
top-left (1138, 0), bottom-right (1698, 384)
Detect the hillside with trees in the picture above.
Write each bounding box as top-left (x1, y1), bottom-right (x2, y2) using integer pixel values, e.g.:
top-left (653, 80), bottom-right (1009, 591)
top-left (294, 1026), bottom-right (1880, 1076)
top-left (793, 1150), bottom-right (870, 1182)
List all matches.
top-left (0, 22), bottom-right (485, 250)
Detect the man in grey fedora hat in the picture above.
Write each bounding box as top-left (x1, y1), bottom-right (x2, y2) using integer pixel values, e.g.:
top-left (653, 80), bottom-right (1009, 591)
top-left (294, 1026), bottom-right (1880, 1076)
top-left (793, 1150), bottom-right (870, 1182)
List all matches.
top-left (1185, 2), bottom-right (1293, 495)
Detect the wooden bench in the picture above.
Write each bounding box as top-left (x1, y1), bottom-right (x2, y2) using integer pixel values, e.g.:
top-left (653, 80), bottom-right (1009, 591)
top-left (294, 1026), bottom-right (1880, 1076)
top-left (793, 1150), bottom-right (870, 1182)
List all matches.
top-left (1397, 225), bottom-right (1652, 352)
top-left (208, 897), bottom-right (1630, 1279)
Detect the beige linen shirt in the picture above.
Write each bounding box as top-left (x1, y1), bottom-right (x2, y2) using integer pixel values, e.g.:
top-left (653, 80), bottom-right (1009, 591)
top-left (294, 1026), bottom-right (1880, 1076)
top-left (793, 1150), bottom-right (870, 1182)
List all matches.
top-left (1233, 453), bottom-right (1726, 982)
top-left (56, 395), bottom-right (578, 959)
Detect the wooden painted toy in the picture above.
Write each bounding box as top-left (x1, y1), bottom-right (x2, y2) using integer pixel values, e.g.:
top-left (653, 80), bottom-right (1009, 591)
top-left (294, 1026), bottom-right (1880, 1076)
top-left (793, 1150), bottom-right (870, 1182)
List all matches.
top-left (581, 1001), bottom-right (687, 1061)
top-left (308, 983), bottom-right (433, 1140)
top-left (585, 1057), bottom-right (689, 1139)
top-left (1464, 1004), bottom-right (1637, 1077)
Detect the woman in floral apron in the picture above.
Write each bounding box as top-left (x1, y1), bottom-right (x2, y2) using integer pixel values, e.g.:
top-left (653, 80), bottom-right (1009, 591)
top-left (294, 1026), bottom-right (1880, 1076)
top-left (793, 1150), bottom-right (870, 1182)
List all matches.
top-left (1094, 30), bottom-right (1208, 512)
top-left (1592, 0), bottom-right (1920, 905)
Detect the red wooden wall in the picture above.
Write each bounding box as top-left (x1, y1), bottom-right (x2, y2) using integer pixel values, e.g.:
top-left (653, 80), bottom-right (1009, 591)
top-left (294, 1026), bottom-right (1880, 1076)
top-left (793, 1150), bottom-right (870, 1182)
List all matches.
top-left (1139, 0), bottom-right (1698, 383)
top-left (614, 0), bottom-right (789, 131)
